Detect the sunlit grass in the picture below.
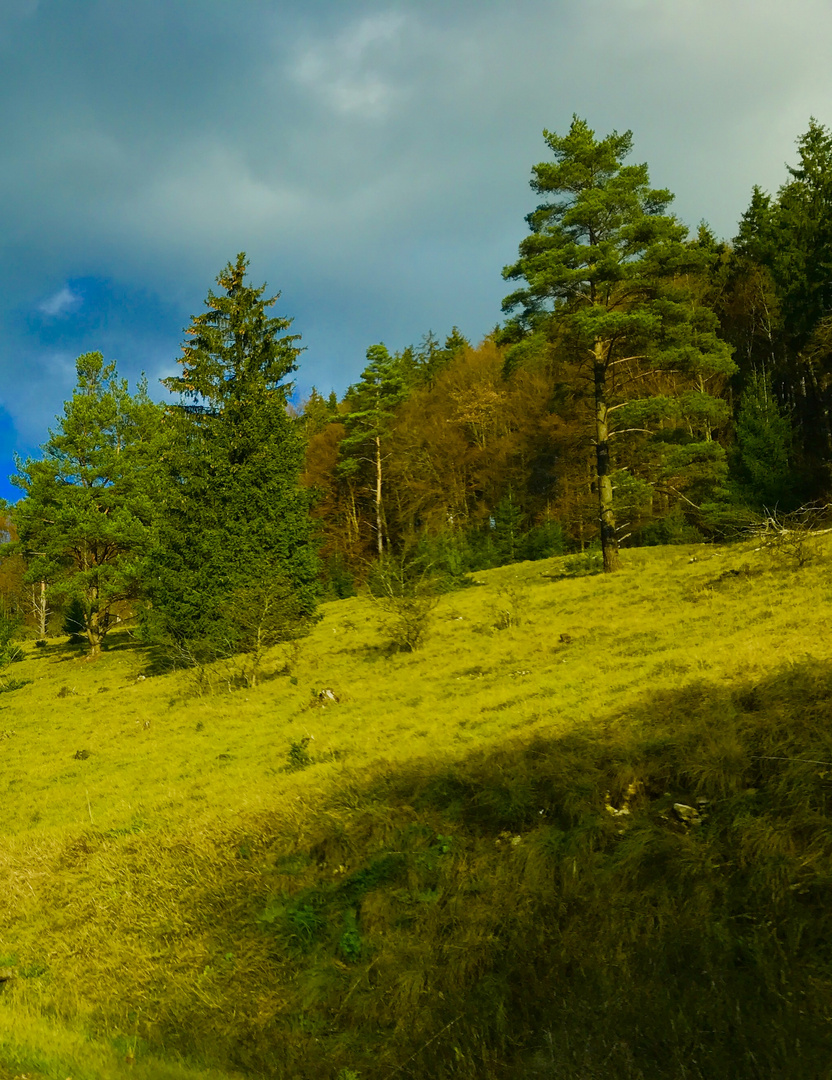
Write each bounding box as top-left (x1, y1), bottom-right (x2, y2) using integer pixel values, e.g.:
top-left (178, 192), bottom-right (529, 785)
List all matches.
top-left (0, 538), bottom-right (830, 1077)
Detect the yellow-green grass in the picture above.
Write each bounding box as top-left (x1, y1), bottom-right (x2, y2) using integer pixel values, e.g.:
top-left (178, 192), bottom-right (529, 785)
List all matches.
top-left (0, 539), bottom-right (831, 1078)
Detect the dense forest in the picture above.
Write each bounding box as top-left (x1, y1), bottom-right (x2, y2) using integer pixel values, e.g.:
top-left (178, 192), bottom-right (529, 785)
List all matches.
top-left (2, 115), bottom-right (832, 650)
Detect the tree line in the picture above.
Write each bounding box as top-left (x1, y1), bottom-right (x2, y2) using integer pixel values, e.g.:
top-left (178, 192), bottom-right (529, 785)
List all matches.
top-left (2, 116), bottom-right (831, 654)
top-left (3, 255), bottom-right (317, 661)
top-left (305, 116), bottom-right (832, 584)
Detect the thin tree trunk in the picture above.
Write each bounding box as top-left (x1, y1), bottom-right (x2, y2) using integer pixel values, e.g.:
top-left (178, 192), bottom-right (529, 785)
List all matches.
top-left (375, 434), bottom-right (384, 557)
top-left (346, 485), bottom-right (359, 545)
top-left (698, 375), bottom-right (713, 441)
top-left (594, 340), bottom-right (620, 573)
top-left (31, 580), bottom-right (48, 638)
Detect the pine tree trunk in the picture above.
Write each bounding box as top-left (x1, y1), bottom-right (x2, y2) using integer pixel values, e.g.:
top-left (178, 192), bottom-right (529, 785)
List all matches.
top-left (375, 434), bottom-right (384, 557)
top-left (86, 587), bottom-right (102, 659)
top-left (346, 486), bottom-right (359, 545)
top-left (31, 580), bottom-right (48, 638)
top-left (594, 341), bottom-right (620, 573)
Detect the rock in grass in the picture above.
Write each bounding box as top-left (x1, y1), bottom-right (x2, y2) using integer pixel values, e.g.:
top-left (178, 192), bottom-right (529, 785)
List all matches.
top-left (74, 749), bottom-right (91, 760)
top-left (673, 802), bottom-right (702, 825)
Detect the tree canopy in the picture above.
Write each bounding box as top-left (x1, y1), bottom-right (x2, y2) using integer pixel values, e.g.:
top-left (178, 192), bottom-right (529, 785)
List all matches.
top-left (11, 352), bottom-right (161, 656)
top-left (502, 116), bottom-right (735, 570)
top-left (146, 254), bottom-right (318, 656)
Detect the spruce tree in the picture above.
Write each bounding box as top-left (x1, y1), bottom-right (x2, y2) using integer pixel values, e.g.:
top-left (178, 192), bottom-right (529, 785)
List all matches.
top-left (148, 254), bottom-right (318, 654)
top-left (732, 120), bottom-right (832, 478)
top-left (734, 371), bottom-right (794, 509)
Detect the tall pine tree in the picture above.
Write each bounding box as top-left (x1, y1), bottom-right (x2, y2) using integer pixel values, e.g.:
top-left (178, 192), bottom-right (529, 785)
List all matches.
top-left (502, 117), bottom-right (734, 570)
top-left (12, 353), bottom-right (161, 657)
top-left (339, 344), bottom-right (406, 557)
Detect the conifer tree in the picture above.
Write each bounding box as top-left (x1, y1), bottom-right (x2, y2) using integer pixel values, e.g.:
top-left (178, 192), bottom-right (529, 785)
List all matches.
top-left (340, 344), bottom-right (406, 557)
top-left (503, 117), bottom-right (734, 570)
top-left (734, 371), bottom-right (794, 509)
top-left (148, 254), bottom-right (318, 653)
top-left (11, 353), bottom-right (161, 657)
top-left (732, 120), bottom-right (832, 477)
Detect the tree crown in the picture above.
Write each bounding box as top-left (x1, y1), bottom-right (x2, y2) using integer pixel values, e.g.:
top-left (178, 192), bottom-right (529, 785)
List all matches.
top-left (164, 253), bottom-right (303, 407)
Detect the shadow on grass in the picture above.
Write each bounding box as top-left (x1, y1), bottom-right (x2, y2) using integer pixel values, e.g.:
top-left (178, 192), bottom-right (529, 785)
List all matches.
top-left (26, 628), bottom-right (151, 665)
top-left (128, 660), bottom-right (832, 1080)
top-left (8, 660), bottom-right (832, 1080)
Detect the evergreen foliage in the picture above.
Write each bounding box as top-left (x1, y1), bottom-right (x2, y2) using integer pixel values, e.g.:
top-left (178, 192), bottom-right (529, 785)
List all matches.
top-left (11, 353), bottom-right (161, 657)
top-left (147, 254), bottom-right (318, 655)
top-left (729, 119), bottom-right (832, 489)
top-left (0, 603), bottom-right (23, 686)
top-left (502, 116), bottom-right (735, 570)
top-left (339, 344), bottom-right (407, 556)
top-left (734, 371), bottom-right (794, 508)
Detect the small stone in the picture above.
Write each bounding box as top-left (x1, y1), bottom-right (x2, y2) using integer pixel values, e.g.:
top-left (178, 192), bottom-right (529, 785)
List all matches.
top-left (673, 803), bottom-right (701, 824)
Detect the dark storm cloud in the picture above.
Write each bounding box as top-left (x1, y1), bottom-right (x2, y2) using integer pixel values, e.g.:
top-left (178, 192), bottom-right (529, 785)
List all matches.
top-left (1, 0), bottom-right (831, 498)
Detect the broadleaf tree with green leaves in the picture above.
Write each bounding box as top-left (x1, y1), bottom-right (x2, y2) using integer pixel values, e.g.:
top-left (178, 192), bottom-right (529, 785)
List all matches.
top-left (502, 116), bottom-right (734, 570)
top-left (11, 353), bottom-right (162, 657)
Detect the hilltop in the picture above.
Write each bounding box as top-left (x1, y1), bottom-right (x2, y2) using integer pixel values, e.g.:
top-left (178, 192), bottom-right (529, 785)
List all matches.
top-left (0, 540), bottom-right (830, 1080)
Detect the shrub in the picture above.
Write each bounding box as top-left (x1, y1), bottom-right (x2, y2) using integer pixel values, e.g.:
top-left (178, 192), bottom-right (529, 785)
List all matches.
top-left (285, 737), bottom-right (313, 771)
top-left (0, 608), bottom-right (24, 691)
top-left (368, 554), bottom-right (439, 652)
top-left (635, 506), bottom-right (704, 546)
top-left (491, 581), bottom-right (527, 630)
top-left (61, 597), bottom-right (87, 643)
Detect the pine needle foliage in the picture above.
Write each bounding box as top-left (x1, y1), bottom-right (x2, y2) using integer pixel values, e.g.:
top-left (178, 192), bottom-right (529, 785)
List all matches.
top-left (502, 117), bottom-right (735, 571)
top-left (11, 353), bottom-right (161, 658)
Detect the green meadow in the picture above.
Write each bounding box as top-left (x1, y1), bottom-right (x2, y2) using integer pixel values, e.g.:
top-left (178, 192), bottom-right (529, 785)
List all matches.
top-left (0, 539), bottom-right (831, 1079)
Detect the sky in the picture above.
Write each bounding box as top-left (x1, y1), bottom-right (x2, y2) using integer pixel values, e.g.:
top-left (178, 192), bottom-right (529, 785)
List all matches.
top-left (1, 0), bottom-right (832, 501)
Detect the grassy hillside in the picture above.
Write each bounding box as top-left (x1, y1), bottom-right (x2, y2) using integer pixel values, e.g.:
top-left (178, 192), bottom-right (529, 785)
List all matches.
top-left (0, 539), bottom-right (831, 1079)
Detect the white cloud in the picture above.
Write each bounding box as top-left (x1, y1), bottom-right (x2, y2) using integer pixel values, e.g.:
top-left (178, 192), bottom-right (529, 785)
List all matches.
top-left (290, 12), bottom-right (409, 119)
top-left (38, 285), bottom-right (80, 317)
